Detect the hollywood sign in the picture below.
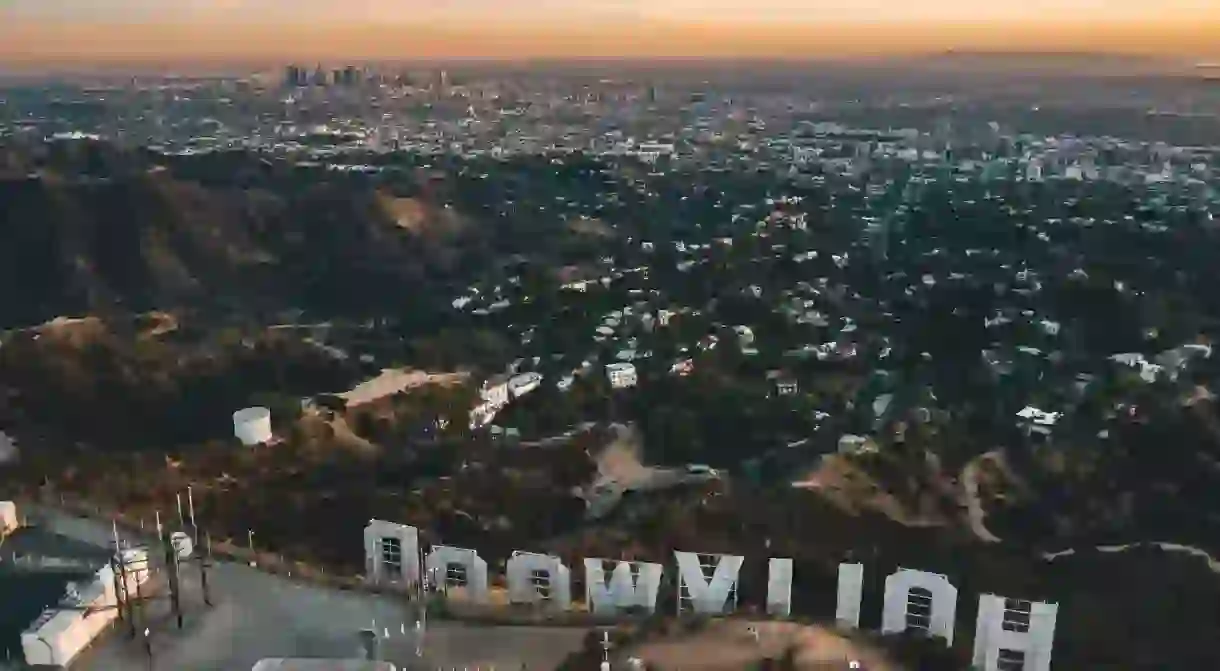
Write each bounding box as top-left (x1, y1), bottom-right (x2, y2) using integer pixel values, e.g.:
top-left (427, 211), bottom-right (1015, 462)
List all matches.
top-left (364, 520), bottom-right (1056, 671)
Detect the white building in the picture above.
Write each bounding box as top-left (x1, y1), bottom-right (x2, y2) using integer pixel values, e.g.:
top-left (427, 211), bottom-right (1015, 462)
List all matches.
top-left (252, 661), bottom-right (396, 671)
top-left (479, 376), bottom-right (511, 408)
top-left (508, 372), bottom-right (542, 398)
top-left (21, 549), bottom-right (152, 668)
top-left (838, 434), bottom-right (877, 456)
top-left (469, 401), bottom-right (500, 430)
top-left (0, 430), bottom-right (16, 464)
top-left (1016, 406), bottom-right (1060, 436)
top-left (606, 362), bottom-right (638, 389)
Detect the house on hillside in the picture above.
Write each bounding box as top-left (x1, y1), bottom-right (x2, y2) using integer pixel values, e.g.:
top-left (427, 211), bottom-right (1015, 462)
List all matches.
top-left (606, 362), bottom-right (638, 389)
top-left (508, 372), bottom-right (542, 398)
top-left (0, 431), bottom-right (16, 465)
top-left (838, 434), bottom-right (878, 456)
top-left (767, 370), bottom-right (798, 396)
top-left (480, 375), bottom-right (511, 408)
top-left (1016, 406), bottom-right (1060, 437)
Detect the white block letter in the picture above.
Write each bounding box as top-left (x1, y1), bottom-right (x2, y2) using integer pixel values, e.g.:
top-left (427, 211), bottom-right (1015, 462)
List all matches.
top-left (881, 568), bottom-right (959, 644)
top-left (363, 520), bottom-right (419, 586)
top-left (766, 557), bottom-right (793, 616)
top-left (836, 562), bottom-right (864, 629)
top-left (973, 594), bottom-right (1058, 671)
top-left (425, 545), bottom-right (488, 602)
top-left (584, 559), bottom-right (663, 614)
top-left (673, 551), bottom-right (744, 615)
top-left (506, 551), bottom-right (572, 610)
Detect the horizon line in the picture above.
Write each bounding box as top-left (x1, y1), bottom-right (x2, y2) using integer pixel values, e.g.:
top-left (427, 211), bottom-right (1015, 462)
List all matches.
top-left (2, 18), bottom-right (1217, 65)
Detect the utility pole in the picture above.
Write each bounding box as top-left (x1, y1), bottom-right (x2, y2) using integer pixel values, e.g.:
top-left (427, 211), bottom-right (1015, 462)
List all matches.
top-left (110, 554), bottom-right (137, 639)
top-left (133, 551), bottom-right (147, 628)
top-left (199, 532), bottom-right (213, 607)
top-left (187, 486), bottom-right (198, 546)
top-left (162, 533), bottom-right (184, 629)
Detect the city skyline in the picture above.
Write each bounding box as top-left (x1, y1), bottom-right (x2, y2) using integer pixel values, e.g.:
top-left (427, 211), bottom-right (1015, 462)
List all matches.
top-left (1, 1), bottom-right (1218, 67)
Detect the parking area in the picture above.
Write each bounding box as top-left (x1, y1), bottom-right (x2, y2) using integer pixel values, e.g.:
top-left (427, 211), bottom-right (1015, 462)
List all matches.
top-left (30, 508), bottom-right (585, 671)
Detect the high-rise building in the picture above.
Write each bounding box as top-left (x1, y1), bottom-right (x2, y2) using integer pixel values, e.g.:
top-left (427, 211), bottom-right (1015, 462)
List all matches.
top-left (283, 65), bottom-right (307, 88)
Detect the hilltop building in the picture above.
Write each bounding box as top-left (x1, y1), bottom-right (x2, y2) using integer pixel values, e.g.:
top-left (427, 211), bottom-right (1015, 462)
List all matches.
top-left (0, 502), bottom-right (152, 668)
top-left (607, 362), bottom-right (638, 389)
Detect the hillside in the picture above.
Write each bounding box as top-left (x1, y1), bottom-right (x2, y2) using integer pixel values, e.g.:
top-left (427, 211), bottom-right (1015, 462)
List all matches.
top-left (4, 140), bottom-right (1220, 668)
top-left (0, 143), bottom-right (481, 329)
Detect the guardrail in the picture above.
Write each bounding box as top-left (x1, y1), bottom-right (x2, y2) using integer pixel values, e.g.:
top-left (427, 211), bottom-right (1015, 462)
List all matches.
top-left (14, 492), bottom-right (671, 629)
top-left (2, 554), bottom-right (102, 572)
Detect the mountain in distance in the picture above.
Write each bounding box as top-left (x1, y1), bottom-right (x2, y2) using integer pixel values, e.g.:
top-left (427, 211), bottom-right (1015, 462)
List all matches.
top-left (889, 50), bottom-right (1195, 76)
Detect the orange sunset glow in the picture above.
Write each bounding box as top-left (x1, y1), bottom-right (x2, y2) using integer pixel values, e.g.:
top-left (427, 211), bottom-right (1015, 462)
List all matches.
top-left (1, 1), bottom-right (1218, 67)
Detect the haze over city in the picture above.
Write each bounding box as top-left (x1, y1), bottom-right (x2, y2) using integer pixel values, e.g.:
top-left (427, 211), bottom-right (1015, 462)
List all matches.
top-left (1, 0), bottom-right (1218, 68)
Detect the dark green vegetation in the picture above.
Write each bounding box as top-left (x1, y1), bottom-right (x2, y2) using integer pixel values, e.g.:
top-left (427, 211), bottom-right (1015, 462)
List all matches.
top-left (3, 141), bottom-right (1220, 668)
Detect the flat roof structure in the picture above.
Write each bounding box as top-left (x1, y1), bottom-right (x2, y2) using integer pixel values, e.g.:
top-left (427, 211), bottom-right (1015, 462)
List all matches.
top-left (252, 660), bottom-right (397, 671)
top-left (0, 525), bottom-right (113, 661)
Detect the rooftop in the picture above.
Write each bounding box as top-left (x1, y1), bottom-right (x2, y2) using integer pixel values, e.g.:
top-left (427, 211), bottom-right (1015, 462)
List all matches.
top-left (0, 526), bottom-right (112, 661)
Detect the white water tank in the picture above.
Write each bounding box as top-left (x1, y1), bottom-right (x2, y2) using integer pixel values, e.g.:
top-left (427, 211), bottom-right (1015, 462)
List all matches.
top-left (233, 407), bottom-right (273, 446)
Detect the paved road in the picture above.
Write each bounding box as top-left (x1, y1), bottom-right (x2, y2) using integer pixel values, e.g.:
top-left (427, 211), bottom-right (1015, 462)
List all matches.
top-left (959, 451), bottom-right (1003, 544)
top-left (29, 508), bottom-right (585, 671)
top-left (955, 454), bottom-right (1220, 575)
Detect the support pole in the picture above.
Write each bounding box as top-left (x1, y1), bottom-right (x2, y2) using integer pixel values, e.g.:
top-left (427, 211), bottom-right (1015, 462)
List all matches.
top-left (163, 536), bottom-right (183, 629)
top-left (133, 554), bottom-right (146, 632)
top-left (116, 554), bottom-right (137, 638)
top-left (109, 556), bottom-right (126, 625)
top-left (199, 533), bottom-right (213, 607)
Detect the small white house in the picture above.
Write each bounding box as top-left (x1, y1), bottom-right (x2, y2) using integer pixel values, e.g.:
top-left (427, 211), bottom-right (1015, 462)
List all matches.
top-left (1016, 406), bottom-right (1060, 436)
top-left (837, 434), bottom-right (877, 456)
top-left (767, 370), bottom-right (798, 396)
top-left (0, 431), bottom-right (17, 464)
top-left (508, 372), bottom-right (543, 398)
top-left (480, 376), bottom-right (511, 408)
top-left (606, 362), bottom-right (638, 389)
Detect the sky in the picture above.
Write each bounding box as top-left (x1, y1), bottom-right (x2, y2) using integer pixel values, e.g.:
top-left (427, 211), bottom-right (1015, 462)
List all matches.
top-left (1, 0), bottom-right (1218, 66)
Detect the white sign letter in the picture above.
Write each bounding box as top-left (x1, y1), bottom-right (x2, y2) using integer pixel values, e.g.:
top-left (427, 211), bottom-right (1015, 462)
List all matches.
top-left (881, 568), bottom-right (959, 644)
top-left (584, 559), bottom-right (663, 614)
top-left (766, 557), bottom-right (793, 616)
top-left (836, 562), bottom-right (864, 629)
top-left (425, 545), bottom-right (488, 602)
top-left (506, 551), bottom-right (571, 610)
top-left (973, 595), bottom-right (1057, 671)
top-left (363, 520), bottom-right (419, 586)
top-left (673, 551), bottom-right (744, 615)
